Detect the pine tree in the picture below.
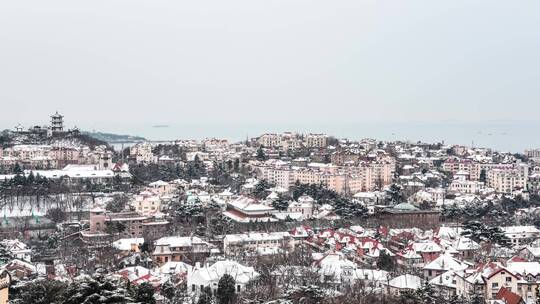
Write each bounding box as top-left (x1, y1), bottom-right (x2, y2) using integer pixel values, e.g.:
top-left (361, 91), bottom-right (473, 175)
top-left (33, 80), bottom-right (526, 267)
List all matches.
top-left (470, 293), bottom-right (484, 304)
top-left (10, 279), bottom-right (67, 304)
top-left (415, 283), bottom-right (439, 304)
top-left (62, 275), bottom-right (134, 304)
top-left (13, 163), bottom-right (22, 174)
top-left (256, 147), bottom-right (267, 161)
top-left (217, 274), bottom-right (236, 304)
top-left (376, 250), bottom-right (395, 271)
top-left (197, 286), bottom-right (214, 304)
top-left (131, 282), bottom-right (156, 304)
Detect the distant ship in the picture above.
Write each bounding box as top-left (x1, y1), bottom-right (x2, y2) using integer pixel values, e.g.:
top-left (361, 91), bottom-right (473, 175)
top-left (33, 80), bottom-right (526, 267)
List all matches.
top-left (152, 125), bottom-right (170, 128)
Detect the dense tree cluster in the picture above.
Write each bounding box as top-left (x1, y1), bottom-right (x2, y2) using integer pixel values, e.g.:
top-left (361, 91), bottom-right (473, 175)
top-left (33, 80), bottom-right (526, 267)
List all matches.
top-left (130, 163), bottom-right (183, 184)
top-left (10, 275), bottom-right (156, 304)
top-left (106, 194), bottom-right (130, 213)
top-left (332, 197), bottom-right (368, 219)
top-left (461, 221), bottom-right (510, 247)
top-left (290, 182), bottom-right (339, 203)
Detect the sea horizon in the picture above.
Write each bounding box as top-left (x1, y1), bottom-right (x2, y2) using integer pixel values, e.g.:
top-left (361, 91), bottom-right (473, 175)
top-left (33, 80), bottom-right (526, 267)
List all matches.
top-left (73, 121), bottom-right (540, 153)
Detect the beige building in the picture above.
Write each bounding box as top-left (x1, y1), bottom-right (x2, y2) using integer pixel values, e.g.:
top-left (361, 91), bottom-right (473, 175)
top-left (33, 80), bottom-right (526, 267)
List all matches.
top-left (0, 270), bottom-right (10, 304)
top-left (487, 168), bottom-right (528, 194)
top-left (304, 133), bottom-right (328, 148)
top-left (130, 143), bottom-right (158, 164)
top-left (257, 161), bottom-right (393, 194)
top-left (257, 132), bottom-right (327, 149)
top-left (152, 236), bottom-right (211, 264)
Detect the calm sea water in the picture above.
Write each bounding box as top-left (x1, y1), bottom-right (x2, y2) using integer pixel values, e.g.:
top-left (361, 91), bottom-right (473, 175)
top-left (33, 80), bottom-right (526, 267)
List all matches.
top-left (94, 122), bottom-right (539, 153)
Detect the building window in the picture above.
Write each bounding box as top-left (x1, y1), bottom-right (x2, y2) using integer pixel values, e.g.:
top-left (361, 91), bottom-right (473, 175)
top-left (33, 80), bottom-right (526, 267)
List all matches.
top-left (506, 277), bottom-right (512, 282)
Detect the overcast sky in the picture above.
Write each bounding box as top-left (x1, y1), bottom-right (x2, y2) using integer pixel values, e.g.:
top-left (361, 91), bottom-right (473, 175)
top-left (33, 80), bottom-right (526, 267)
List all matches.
top-left (0, 0), bottom-right (539, 131)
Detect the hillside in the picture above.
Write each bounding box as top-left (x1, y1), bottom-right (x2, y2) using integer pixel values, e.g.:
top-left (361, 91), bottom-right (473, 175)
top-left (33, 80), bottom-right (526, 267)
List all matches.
top-left (0, 129), bottom-right (111, 149)
top-left (82, 131), bottom-right (146, 143)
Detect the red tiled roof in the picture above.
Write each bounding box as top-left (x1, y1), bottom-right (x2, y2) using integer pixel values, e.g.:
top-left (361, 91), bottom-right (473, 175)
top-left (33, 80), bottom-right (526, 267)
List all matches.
top-left (495, 287), bottom-right (523, 304)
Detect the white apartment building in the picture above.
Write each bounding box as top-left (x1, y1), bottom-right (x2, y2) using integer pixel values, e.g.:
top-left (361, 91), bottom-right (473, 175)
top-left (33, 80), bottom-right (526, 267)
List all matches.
top-left (501, 226), bottom-right (540, 247)
top-left (487, 168), bottom-right (528, 194)
top-left (287, 195), bottom-right (315, 218)
top-left (449, 180), bottom-right (485, 194)
top-left (130, 143), bottom-right (158, 164)
top-left (223, 232), bottom-right (294, 256)
top-left (443, 158), bottom-right (528, 182)
top-left (257, 132), bottom-right (327, 149)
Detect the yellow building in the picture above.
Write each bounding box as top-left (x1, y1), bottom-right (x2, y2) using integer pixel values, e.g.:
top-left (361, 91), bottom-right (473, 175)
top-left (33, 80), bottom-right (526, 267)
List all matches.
top-left (0, 270), bottom-right (11, 304)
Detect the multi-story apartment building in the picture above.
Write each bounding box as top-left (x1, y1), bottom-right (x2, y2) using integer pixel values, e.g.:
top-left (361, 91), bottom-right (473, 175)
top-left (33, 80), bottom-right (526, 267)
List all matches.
top-left (85, 208), bottom-right (169, 242)
top-left (331, 151), bottom-right (360, 166)
top-left (256, 160), bottom-right (393, 194)
top-left (304, 133), bottom-right (328, 148)
top-left (473, 163), bottom-right (528, 181)
top-left (449, 180), bottom-right (485, 194)
top-left (257, 132), bottom-right (327, 150)
top-left (223, 232), bottom-right (294, 256)
top-left (0, 143), bottom-right (111, 171)
top-left (132, 193), bottom-right (161, 216)
top-left (526, 149), bottom-right (540, 162)
top-left (257, 133), bottom-right (283, 148)
top-left (487, 168), bottom-right (528, 194)
top-left (442, 158), bottom-right (474, 176)
top-left (443, 158), bottom-right (528, 182)
top-left (152, 236), bottom-right (211, 264)
top-left (130, 143), bottom-right (158, 164)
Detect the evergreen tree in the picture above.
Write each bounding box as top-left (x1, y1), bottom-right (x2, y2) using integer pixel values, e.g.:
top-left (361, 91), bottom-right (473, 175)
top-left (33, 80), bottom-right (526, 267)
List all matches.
top-left (131, 282), bottom-right (156, 304)
top-left (197, 286), bottom-right (214, 304)
top-left (10, 279), bottom-right (67, 304)
top-left (286, 285), bottom-right (325, 304)
top-left (461, 220), bottom-right (510, 247)
top-left (470, 293), bottom-right (484, 304)
top-left (387, 184), bottom-right (404, 204)
top-left (415, 283), bottom-right (439, 304)
top-left (217, 274), bottom-right (236, 304)
top-left (271, 198), bottom-right (289, 211)
top-left (256, 147), bottom-right (267, 161)
top-left (106, 194), bottom-right (129, 213)
top-left (13, 163), bottom-right (23, 174)
top-left (448, 295), bottom-right (465, 304)
top-left (62, 276), bottom-right (134, 304)
top-left (479, 169), bottom-right (487, 182)
top-left (208, 213), bottom-right (233, 237)
top-left (46, 207), bottom-right (67, 223)
top-left (160, 281), bottom-right (175, 300)
top-left (253, 180), bottom-right (271, 200)
top-left (376, 250), bottom-right (395, 271)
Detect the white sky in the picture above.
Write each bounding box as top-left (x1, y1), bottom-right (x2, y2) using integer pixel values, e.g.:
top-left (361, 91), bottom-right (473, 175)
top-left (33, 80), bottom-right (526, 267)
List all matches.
top-left (0, 0), bottom-right (539, 129)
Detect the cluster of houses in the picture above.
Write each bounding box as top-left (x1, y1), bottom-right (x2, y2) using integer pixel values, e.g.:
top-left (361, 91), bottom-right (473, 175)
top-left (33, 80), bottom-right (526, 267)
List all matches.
top-left (3, 130), bottom-right (540, 303)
